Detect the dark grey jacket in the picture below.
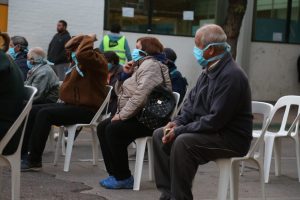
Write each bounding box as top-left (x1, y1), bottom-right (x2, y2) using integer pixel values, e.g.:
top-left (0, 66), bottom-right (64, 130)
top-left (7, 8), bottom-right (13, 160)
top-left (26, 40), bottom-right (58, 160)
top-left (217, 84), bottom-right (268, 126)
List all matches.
top-left (25, 63), bottom-right (59, 104)
top-left (174, 53), bottom-right (253, 154)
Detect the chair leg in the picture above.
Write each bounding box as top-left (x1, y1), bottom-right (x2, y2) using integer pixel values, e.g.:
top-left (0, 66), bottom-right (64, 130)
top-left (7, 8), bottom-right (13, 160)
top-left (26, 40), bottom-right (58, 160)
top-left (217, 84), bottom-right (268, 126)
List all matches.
top-left (294, 136), bottom-right (300, 182)
top-left (133, 138), bottom-right (147, 191)
top-left (91, 127), bottom-right (99, 166)
top-left (0, 166), bottom-right (3, 200)
top-left (274, 139), bottom-right (281, 176)
top-left (264, 135), bottom-right (275, 183)
top-left (240, 161), bottom-right (245, 176)
top-left (10, 160), bottom-right (20, 200)
top-left (230, 161), bottom-right (240, 200)
top-left (61, 127), bottom-right (66, 156)
top-left (63, 126), bottom-right (76, 172)
top-left (48, 126), bottom-right (55, 152)
top-left (257, 160), bottom-right (266, 200)
top-left (53, 127), bottom-right (64, 166)
top-left (147, 138), bottom-right (154, 181)
top-left (216, 159), bottom-right (231, 200)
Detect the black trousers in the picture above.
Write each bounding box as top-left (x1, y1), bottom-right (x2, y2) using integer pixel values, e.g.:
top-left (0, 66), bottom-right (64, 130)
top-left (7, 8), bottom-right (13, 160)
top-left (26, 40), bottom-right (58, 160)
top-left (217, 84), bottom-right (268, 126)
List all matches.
top-left (23, 103), bottom-right (95, 162)
top-left (97, 117), bottom-right (152, 180)
top-left (153, 128), bottom-right (244, 200)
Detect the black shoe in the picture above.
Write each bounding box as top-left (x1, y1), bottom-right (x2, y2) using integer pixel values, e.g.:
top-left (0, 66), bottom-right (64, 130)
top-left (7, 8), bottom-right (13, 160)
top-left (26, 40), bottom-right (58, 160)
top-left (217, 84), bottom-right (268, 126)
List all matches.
top-left (21, 160), bottom-right (42, 172)
top-left (159, 193), bottom-right (172, 200)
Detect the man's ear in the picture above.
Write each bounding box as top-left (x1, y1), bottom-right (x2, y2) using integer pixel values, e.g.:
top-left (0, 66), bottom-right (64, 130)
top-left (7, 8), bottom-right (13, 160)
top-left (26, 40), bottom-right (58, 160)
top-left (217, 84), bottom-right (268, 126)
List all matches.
top-left (207, 47), bottom-right (215, 56)
top-left (14, 44), bottom-right (21, 52)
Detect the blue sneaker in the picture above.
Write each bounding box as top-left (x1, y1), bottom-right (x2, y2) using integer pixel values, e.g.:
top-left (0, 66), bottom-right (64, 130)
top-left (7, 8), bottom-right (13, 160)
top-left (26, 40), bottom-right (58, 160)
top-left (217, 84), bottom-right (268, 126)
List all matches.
top-left (99, 176), bottom-right (115, 186)
top-left (101, 176), bottom-right (134, 189)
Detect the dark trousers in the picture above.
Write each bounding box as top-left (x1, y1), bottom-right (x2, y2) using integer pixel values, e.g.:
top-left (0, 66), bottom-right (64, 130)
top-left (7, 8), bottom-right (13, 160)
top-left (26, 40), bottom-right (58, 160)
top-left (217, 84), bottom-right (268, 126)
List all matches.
top-left (23, 103), bottom-right (95, 162)
top-left (97, 117), bottom-right (152, 180)
top-left (153, 128), bottom-right (243, 200)
top-left (0, 122), bottom-right (23, 155)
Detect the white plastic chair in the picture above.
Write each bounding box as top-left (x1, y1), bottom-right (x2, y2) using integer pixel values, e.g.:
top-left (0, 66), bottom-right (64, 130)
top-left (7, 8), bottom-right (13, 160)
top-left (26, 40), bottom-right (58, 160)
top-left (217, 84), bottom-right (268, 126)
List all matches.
top-left (215, 101), bottom-right (273, 200)
top-left (253, 95), bottom-right (300, 183)
top-left (53, 85), bottom-right (113, 172)
top-left (240, 101), bottom-right (274, 175)
top-left (0, 86), bottom-right (37, 200)
top-left (133, 92), bottom-right (180, 191)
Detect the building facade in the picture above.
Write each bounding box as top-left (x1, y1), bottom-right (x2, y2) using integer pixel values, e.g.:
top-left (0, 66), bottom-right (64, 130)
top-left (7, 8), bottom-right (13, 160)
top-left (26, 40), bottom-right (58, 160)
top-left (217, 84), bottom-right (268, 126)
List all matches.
top-left (4, 0), bottom-right (300, 101)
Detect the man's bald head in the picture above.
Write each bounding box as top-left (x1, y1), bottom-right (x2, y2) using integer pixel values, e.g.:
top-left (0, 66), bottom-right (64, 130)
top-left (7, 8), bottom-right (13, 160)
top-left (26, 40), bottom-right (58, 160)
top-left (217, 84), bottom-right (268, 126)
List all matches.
top-left (195, 24), bottom-right (227, 48)
top-left (28, 47), bottom-right (46, 62)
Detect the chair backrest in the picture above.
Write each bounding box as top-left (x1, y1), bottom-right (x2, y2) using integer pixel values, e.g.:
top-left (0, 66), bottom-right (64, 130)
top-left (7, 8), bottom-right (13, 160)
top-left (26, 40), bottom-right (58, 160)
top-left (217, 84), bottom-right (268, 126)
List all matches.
top-left (0, 86), bottom-right (37, 155)
top-left (174, 88), bottom-right (190, 117)
top-left (252, 101), bottom-right (273, 129)
top-left (268, 95), bottom-right (300, 136)
top-left (90, 85), bottom-right (113, 125)
top-left (247, 101), bottom-right (273, 157)
top-left (171, 92), bottom-right (180, 120)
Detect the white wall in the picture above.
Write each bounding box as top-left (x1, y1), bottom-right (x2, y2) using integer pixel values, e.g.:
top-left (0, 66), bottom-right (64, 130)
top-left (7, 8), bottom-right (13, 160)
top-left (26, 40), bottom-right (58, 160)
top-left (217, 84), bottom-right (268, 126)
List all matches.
top-left (8, 0), bottom-right (105, 50)
top-left (7, 0), bottom-right (201, 87)
top-left (248, 42), bottom-right (300, 101)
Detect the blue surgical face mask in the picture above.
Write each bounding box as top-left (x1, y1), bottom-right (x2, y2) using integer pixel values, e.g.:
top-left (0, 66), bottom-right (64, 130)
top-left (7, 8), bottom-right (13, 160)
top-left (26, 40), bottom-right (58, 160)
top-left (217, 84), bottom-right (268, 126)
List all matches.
top-left (108, 63), bottom-right (113, 71)
top-left (8, 47), bottom-right (18, 60)
top-left (71, 52), bottom-right (78, 65)
top-left (193, 42), bottom-right (231, 68)
top-left (27, 60), bottom-right (34, 69)
top-left (131, 49), bottom-right (147, 62)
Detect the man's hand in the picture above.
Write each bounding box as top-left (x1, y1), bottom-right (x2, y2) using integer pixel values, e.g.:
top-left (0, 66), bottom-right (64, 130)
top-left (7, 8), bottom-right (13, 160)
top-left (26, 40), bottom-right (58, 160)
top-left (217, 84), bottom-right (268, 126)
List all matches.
top-left (162, 128), bottom-right (176, 144)
top-left (164, 122), bottom-right (177, 130)
top-left (111, 114), bottom-right (121, 122)
top-left (123, 61), bottom-right (134, 74)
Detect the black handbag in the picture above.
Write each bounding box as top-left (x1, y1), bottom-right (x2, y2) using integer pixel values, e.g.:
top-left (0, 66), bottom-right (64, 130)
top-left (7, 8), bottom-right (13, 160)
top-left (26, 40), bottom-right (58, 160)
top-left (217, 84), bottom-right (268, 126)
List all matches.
top-left (137, 66), bottom-right (176, 130)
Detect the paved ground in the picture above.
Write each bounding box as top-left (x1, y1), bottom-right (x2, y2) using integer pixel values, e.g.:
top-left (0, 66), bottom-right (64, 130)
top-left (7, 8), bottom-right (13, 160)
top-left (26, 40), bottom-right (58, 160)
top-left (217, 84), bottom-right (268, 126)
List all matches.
top-left (1, 107), bottom-right (300, 200)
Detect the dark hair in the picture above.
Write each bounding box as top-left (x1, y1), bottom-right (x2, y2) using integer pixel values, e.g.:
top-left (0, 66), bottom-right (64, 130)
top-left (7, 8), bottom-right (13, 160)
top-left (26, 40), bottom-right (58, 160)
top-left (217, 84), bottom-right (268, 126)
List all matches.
top-left (137, 37), bottom-right (164, 55)
top-left (11, 36), bottom-right (28, 51)
top-left (163, 48), bottom-right (177, 62)
top-left (104, 51), bottom-right (119, 65)
top-left (0, 32), bottom-right (10, 52)
top-left (110, 23), bottom-right (121, 33)
top-left (58, 20), bottom-right (68, 28)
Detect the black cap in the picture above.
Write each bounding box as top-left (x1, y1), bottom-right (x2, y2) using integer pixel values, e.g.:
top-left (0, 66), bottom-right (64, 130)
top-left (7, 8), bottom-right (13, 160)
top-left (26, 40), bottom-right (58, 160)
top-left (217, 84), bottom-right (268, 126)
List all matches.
top-left (163, 48), bottom-right (177, 62)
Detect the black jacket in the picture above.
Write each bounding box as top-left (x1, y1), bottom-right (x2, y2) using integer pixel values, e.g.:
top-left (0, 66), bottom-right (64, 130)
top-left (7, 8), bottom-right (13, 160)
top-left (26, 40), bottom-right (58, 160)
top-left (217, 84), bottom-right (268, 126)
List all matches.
top-left (0, 50), bottom-right (25, 132)
top-left (174, 53), bottom-right (253, 154)
top-left (47, 31), bottom-right (71, 65)
top-left (14, 51), bottom-right (29, 81)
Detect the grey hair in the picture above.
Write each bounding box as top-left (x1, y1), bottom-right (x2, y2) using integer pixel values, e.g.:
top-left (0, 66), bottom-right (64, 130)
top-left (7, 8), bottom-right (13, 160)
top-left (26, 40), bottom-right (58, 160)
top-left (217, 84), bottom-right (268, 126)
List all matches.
top-left (28, 47), bottom-right (46, 62)
top-left (11, 36), bottom-right (28, 51)
top-left (196, 24), bottom-right (227, 47)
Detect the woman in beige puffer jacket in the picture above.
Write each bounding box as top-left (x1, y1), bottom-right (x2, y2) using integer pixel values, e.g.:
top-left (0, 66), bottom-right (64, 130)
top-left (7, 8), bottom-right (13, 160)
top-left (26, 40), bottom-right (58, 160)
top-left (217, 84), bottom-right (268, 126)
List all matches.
top-left (97, 37), bottom-right (171, 189)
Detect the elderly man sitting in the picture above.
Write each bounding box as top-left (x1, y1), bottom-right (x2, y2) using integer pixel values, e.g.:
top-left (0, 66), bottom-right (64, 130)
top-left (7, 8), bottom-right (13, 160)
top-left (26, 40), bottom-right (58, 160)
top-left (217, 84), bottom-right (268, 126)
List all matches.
top-left (153, 24), bottom-right (253, 200)
top-left (25, 47), bottom-right (59, 104)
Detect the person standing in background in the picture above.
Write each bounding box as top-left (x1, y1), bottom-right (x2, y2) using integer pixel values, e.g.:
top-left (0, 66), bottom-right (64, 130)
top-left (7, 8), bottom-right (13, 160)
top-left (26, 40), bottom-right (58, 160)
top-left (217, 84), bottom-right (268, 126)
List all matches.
top-left (8, 36), bottom-right (29, 80)
top-left (99, 23), bottom-right (132, 65)
top-left (47, 20), bottom-right (71, 80)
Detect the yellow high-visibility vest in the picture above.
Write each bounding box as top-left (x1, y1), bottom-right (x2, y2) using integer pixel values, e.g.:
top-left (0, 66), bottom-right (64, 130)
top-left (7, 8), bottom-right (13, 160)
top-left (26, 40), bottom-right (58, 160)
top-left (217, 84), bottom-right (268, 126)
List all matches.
top-left (103, 35), bottom-right (126, 65)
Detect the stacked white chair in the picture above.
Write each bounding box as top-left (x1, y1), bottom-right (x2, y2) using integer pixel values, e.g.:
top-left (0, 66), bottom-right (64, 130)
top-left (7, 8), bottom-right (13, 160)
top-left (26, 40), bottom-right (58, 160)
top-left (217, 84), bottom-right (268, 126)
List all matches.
top-left (53, 85), bottom-right (113, 172)
top-left (133, 92), bottom-right (180, 191)
top-left (0, 86), bottom-right (37, 200)
top-left (253, 95), bottom-right (300, 183)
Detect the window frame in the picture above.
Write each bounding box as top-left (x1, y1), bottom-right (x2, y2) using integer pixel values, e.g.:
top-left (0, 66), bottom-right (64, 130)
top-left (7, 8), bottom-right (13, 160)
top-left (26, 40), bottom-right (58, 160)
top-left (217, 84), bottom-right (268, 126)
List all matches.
top-left (103, 0), bottom-right (217, 38)
top-left (252, 0), bottom-right (300, 45)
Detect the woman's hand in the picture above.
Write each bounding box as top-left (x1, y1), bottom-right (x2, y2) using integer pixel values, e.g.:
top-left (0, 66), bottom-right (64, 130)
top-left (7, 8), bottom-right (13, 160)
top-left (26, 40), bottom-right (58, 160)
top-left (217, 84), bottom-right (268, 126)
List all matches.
top-left (111, 114), bottom-right (121, 122)
top-left (123, 61), bottom-right (134, 74)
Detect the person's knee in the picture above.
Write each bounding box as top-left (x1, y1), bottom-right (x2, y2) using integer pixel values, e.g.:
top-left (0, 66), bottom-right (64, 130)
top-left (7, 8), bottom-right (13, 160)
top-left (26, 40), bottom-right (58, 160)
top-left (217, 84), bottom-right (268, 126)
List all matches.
top-left (153, 128), bottom-right (164, 145)
top-left (97, 118), bottom-right (111, 139)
